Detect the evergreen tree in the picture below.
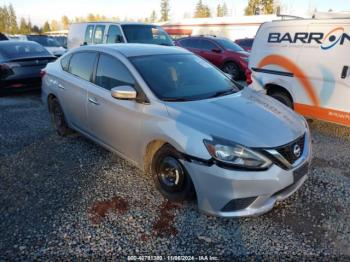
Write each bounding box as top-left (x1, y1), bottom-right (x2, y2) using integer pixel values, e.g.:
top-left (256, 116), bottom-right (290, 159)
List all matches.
top-left (194, 0), bottom-right (211, 18)
top-left (222, 2), bottom-right (228, 16)
top-left (42, 21), bottom-right (50, 33)
top-left (160, 0), bottom-right (170, 21)
top-left (61, 15), bottom-right (69, 30)
top-left (50, 20), bottom-right (59, 31)
top-left (32, 25), bottom-right (40, 34)
top-left (150, 10), bottom-right (157, 23)
top-left (19, 17), bottom-right (30, 34)
top-left (0, 6), bottom-right (6, 32)
top-left (245, 0), bottom-right (274, 15)
top-left (217, 4), bottom-right (223, 17)
top-left (27, 18), bottom-right (32, 33)
top-left (8, 4), bottom-right (18, 34)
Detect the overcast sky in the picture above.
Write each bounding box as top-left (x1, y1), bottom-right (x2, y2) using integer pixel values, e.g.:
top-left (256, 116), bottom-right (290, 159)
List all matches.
top-left (1, 0), bottom-right (349, 26)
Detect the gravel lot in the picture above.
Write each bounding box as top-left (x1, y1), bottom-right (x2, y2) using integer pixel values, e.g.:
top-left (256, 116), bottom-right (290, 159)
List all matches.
top-left (0, 91), bottom-right (349, 260)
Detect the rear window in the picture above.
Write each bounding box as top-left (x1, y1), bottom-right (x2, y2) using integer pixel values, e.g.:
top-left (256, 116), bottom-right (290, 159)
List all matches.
top-left (121, 25), bottom-right (173, 46)
top-left (27, 35), bottom-right (61, 47)
top-left (216, 38), bottom-right (244, 52)
top-left (0, 42), bottom-right (51, 60)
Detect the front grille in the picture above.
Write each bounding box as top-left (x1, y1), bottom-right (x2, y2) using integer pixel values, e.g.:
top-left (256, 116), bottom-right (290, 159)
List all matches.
top-left (276, 135), bottom-right (305, 165)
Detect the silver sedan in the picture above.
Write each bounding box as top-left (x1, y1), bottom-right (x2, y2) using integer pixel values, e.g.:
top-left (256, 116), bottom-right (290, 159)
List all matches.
top-left (41, 44), bottom-right (311, 217)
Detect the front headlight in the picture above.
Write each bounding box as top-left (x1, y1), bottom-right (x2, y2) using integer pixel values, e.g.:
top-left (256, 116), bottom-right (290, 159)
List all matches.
top-left (240, 56), bottom-right (249, 62)
top-left (204, 139), bottom-right (272, 170)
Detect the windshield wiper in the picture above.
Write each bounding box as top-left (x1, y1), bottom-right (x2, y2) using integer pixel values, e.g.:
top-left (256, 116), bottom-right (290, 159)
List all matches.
top-left (208, 89), bottom-right (236, 98)
top-left (162, 97), bottom-right (194, 102)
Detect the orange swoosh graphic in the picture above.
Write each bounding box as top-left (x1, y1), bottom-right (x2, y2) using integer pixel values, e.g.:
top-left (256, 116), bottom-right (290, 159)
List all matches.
top-left (258, 55), bottom-right (320, 107)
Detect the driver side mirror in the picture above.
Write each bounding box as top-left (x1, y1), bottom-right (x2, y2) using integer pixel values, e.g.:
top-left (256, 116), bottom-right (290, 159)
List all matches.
top-left (115, 35), bottom-right (124, 43)
top-left (111, 85), bottom-right (137, 100)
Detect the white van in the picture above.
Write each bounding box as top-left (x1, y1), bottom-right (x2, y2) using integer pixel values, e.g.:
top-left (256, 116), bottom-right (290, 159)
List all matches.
top-left (249, 17), bottom-right (350, 127)
top-left (67, 22), bottom-right (173, 50)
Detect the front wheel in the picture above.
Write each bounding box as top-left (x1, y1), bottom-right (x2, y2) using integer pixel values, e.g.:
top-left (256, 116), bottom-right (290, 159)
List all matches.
top-left (222, 62), bottom-right (240, 80)
top-left (151, 145), bottom-right (195, 201)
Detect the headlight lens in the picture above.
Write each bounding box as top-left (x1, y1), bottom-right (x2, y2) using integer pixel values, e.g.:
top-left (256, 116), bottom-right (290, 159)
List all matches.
top-left (204, 139), bottom-right (272, 170)
top-left (240, 56), bottom-right (249, 62)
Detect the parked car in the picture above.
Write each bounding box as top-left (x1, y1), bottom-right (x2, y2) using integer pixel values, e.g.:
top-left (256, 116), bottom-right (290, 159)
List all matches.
top-left (175, 36), bottom-right (249, 80)
top-left (51, 35), bottom-right (67, 49)
top-left (68, 22), bottom-right (174, 50)
top-left (235, 38), bottom-right (254, 52)
top-left (25, 35), bottom-right (66, 57)
top-left (0, 33), bottom-right (8, 41)
top-left (42, 44), bottom-right (311, 217)
top-left (0, 41), bottom-right (56, 92)
top-left (249, 18), bottom-right (350, 127)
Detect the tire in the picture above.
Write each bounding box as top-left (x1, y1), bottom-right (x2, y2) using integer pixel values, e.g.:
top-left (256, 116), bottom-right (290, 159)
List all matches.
top-left (151, 144), bottom-right (195, 201)
top-left (270, 92), bottom-right (293, 109)
top-left (49, 98), bottom-right (73, 136)
top-left (222, 62), bottom-right (240, 80)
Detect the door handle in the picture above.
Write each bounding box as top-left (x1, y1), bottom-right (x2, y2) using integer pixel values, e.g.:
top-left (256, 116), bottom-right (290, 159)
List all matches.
top-left (58, 83), bottom-right (65, 89)
top-left (88, 97), bottom-right (99, 105)
top-left (341, 66), bottom-right (349, 79)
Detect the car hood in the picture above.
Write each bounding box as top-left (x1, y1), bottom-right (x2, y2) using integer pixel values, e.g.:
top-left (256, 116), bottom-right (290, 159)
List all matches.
top-left (165, 88), bottom-right (306, 148)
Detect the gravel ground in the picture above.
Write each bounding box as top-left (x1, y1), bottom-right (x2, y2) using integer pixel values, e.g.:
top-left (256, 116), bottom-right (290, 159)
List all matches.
top-left (0, 91), bottom-right (349, 261)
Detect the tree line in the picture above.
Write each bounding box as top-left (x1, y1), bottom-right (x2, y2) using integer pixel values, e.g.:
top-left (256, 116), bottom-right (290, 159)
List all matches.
top-left (0, 0), bottom-right (275, 34)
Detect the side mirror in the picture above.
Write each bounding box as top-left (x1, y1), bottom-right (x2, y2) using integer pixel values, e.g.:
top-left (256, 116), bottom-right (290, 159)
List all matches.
top-left (212, 48), bottom-right (222, 53)
top-left (111, 85), bottom-right (137, 100)
top-left (116, 35), bottom-right (124, 43)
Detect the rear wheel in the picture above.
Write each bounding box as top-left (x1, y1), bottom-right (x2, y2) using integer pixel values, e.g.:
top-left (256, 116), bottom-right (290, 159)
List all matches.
top-left (270, 91), bottom-right (293, 109)
top-left (222, 62), bottom-right (240, 80)
top-left (151, 144), bottom-right (195, 201)
top-left (49, 98), bottom-right (73, 136)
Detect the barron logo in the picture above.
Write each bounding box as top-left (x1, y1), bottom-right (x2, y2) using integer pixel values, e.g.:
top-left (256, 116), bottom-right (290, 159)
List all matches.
top-left (268, 27), bottom-right (350, 50)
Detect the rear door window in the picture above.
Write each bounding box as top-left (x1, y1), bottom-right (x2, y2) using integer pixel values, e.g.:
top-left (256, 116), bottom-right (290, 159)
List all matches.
top-left (68, 52), bottom-right (97, 81)
top-left (107, 25), bottom-right (124, 43)
top-left (95, 54), bottom-right (135, 90)
top-left (93, 25), bottom-right (105, 44)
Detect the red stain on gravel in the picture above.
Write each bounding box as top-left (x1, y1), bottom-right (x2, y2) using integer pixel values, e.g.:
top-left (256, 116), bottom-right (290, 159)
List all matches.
top-left (89, 196), bottom-right (129, 224)
top-left (140, 233), bottom-right (149, 241)
top-left (152, 201), bottom-right (182, 237)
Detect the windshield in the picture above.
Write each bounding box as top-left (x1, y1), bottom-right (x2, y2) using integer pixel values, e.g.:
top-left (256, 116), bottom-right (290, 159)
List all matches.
top-left (121, 25), bottom-right (173, 46)
top-left (216, 38), bottom-right (245, 52)
top-left (27, 35), bottom-right (61, 47)
top-left (131, 54), bottom-right (239, 101)
top-left (0, 42), bottom-right (51, 60)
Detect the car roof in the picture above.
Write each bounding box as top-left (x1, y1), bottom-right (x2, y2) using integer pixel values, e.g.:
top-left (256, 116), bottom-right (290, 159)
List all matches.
top-left (71, 22), bottom-right (159, 26)
top-left (181, 35), bottom-right (227, 41)
top-left (77, 44), bottom-right (191, 57)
